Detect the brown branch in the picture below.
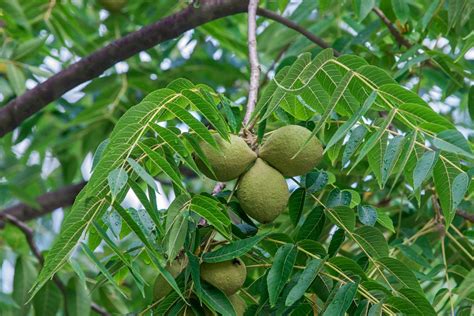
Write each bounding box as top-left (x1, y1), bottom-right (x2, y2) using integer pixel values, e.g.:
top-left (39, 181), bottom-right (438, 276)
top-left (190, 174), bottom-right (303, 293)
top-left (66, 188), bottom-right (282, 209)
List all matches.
top-left (456, 209), bottom-right (474, 223)
top-left (256, 8), bottom-right (340, 57)
top-left (0, 182), bottom-right (86, 228)
top-left (0, 0), bottom-right (249, 137)
top-left (242, 0), bottom-right (260, 128)
top-left (0, 213), bottom-right (109, 316)
top-left (0, 2), bottom-right (341, 137)
top-left (372, 7), bottom-right (412, 49)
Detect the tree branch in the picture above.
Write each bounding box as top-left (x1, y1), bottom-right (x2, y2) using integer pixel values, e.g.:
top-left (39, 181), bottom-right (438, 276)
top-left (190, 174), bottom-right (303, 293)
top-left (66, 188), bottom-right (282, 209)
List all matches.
top-left (456, 209), bottom-right (474, 223)
top-left (243, 0), bottom-right (260, 128)
top-left (0, 1), bottom-right (340, 137)
top-left (256, 8), bottom-right (340, 57)
top-left (0, 182), bottom-right (86, 228)
top-left (372, 7), bottom-right (412, 48)
top-left (0, 213), bottom-right (109, 315)
top-left (0, 0), bottom-right (249, 137)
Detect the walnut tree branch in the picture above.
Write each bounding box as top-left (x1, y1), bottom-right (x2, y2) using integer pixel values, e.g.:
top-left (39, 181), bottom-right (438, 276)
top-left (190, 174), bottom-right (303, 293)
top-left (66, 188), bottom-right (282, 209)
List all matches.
top-left (372, 7), bottom-right (412, 48)
top-left (243, 0), bottom-right (260, 128)
top-left (0, 181), bottom-right (86, 228)
top-left (0, 0), bottom-right (249, 137)
top-left (257, 8), bottom-right (340, 57)
top-left (0, 1), bottom-right (339, 138)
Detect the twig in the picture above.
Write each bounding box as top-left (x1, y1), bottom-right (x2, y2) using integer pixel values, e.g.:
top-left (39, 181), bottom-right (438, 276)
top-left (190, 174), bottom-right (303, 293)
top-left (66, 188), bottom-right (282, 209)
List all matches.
top-left (0, 213), bottom-right (110, 316)
top-left (243, 0), bottom-right (260, 129)
top-left (372, 7), bottom-right (412, 48)
top-left (211, 182), bottom-right (226, 195)
top-left (257, 8), bottom-right (340, 57)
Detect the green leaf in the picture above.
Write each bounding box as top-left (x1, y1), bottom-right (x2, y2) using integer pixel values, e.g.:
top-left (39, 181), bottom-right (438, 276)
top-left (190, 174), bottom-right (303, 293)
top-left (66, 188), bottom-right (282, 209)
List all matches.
top-left (326, 206), bottom-right (356, 232)
top-left (433, 130), bottom-right (474, 159)
top-left (350, 108), bottom-right (397, 171)
top-left (382, 135), bottom-right (405, 187)
top-left (377, 257), bottom-right (422, 292)
top-left (421, 0), bottom-right (441, 31)
top-left (81, 243), bottom-right (127, 298)
top-left (326, 188), bottom-right (351, 208)
top-left (433, 153), bottom-right (462, 226)
top-left (469, 85), bottom-right (474, 120)
top-left (127, 158), bottom-right (158, 191)
top-left (342, 125), bottom-right (367, 167)
top-left (327, 257), bottom-right (367, 281)
top-left (328, 229), bottom-right (345, 257)
top-left (323, 282), bottom-right (359, 315)
top-left (187, 251), bottom-right (203, 296)
top-left (92, 139), bottom-right (110, 172)
top-left (390, 131), bottom-right (417, 191)
top-left (368, 132), bottom-right (388, 188)
top-left (357, 205), bottom-right (377, 226)
top-left (325, 91), bottom-right (377, 152)
top-left (182, 89), bottom-right (229, 140)
top-left (13, 255), bottom-right (36, 315)
top-left (267, 244), bottom-right (297, 307)
top-left (398, 103), bottom-right (454, 132)
top-left (12, 38), bottom-right (45, 60)
top-left (391, 0), bottom-right (409, 23)
top-left (413, 151), bottom-right (439, 190)
top-left (166, 213), bottom-right (188, 261)
top-left (150, 124), bottom-right (189, 159)
top-left (376, 209), bottom-right (395, 233)
top-left (66, 277), bottom-right (91, 316)
top-left (354, 0), bottom-right (375, 21)
top-left (353, 226), bottom-right (389, 259)
top-left (32, 281), bottom-right (61, 316)
top-left (6, 63), bottom-right (26, 96)
top-left (113, 202), bottom-right (157, 251)
top-left (164, 98), bottom-right (218, 149)
top-left (285, 258), bottom-right (325, 306)
top-left (451, 172), bottom-right (469, 213)
top-left (199, 282), bottom-right (236, 316)
top-left (190, 195), bottom-right (231, 239)
top-left (296, 207), bottom-right (325, 241)
top-left (300, 70), bottom-right (354, 156)
top-left (288, 188), bottom-right (306, 226)
top-left (305, 170), bottom-right (329, 193)
top-left (139, 143), bottom-right (185, 191)
top-left (202, 234), bottom-right (269, 263)
top-left (107, 168), bottom-right (128, 198)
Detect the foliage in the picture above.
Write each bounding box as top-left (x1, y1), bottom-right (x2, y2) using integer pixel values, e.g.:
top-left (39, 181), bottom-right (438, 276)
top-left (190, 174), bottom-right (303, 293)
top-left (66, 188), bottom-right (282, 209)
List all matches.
top-left (0, 0), bottom-right (473, 315)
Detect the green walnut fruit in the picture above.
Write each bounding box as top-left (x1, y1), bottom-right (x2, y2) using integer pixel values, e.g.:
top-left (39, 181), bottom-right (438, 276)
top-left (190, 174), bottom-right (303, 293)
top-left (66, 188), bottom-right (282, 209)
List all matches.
top-left (195, 134), bottom-right (257, 182)
top-left (229, 294), bottom-right (247, 316)
top-left (236, 158), bottom-right (289, 223)
top-left (153, 258), bottom-right (187, 300)
top-left (200, 259), bottom-right (247, 295)
top-left (259, 125), bottom-right (323, 177)
top-left (98, 0), bottom-right (126, 12)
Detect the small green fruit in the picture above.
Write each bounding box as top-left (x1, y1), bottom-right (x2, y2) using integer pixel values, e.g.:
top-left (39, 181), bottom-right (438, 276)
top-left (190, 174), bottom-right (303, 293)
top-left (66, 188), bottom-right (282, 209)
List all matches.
top-left (259, 125), bottom-right (323, 177)
top-left (153, 258), bottom-right (187, 300)
top-left (236, 158), bottom-right (289, 223)
top-left (98, 0), bottom-right (126, 12)
top-left (228, 294), bottom-right (246, 316)
top-left (200, 259), bottom-right (246, 295)
top-left (195, 134), bottom-right (257, 181)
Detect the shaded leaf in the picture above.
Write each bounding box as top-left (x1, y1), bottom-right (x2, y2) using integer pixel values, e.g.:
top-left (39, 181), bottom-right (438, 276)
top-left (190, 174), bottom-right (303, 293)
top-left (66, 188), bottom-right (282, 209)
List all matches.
top-left (267, 244), bottom-right (297, 306)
